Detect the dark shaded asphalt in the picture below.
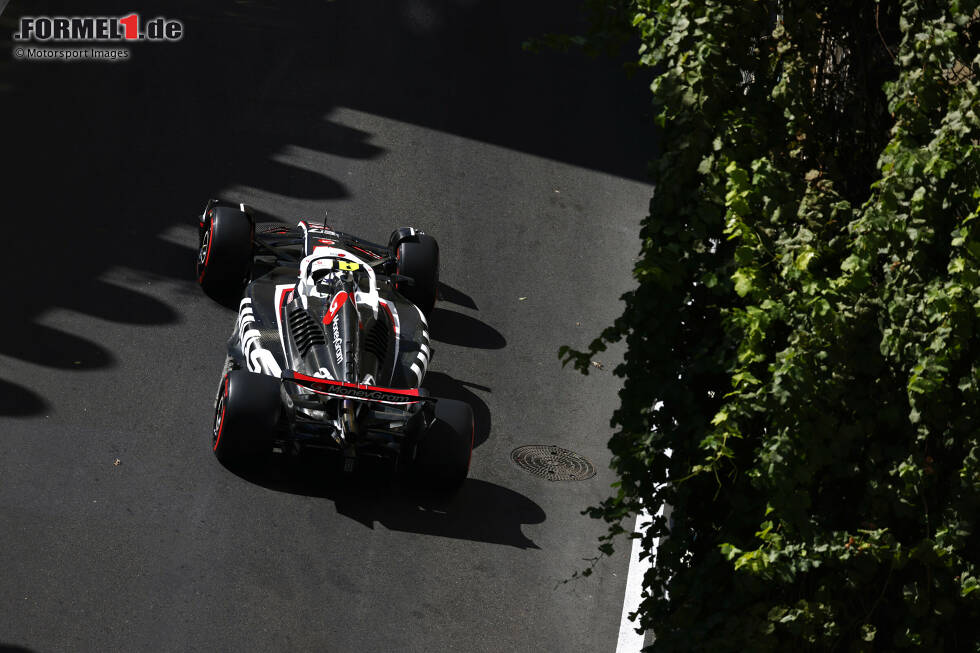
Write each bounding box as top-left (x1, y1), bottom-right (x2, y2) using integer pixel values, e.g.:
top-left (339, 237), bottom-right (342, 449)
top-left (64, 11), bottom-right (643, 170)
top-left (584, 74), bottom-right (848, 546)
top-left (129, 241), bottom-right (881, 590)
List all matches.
top-left (0, 1), bottom-right (654, 650)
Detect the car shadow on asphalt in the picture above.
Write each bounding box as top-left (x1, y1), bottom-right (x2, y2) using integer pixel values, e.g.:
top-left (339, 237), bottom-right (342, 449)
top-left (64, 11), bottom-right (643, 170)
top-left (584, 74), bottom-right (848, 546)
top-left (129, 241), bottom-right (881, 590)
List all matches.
top-left (428, 308), bottom-right (506, 349)
top-left (436, 282), bottom-right (478, 310)
top-left (233, 459), bottom-right (546, 549)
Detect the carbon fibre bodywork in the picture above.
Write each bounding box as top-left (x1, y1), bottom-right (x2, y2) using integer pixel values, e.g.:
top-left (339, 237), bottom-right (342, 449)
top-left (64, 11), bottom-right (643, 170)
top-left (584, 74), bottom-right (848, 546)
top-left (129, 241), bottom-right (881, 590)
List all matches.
top-left (231, 223), bottom-right (430, 388)
top-left (200, 199), bottom-right (438, 465)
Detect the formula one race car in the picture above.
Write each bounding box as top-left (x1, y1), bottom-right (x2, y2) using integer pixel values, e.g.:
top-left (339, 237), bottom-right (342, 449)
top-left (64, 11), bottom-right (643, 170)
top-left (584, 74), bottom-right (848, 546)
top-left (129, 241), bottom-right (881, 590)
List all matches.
top-left (196, 199), bottom-right (473, 489)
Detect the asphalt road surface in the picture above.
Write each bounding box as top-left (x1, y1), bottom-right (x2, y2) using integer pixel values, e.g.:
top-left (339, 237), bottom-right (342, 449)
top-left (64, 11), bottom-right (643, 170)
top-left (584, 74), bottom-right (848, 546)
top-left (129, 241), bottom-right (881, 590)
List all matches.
top-left (0, 1), bottom-right (655, 650)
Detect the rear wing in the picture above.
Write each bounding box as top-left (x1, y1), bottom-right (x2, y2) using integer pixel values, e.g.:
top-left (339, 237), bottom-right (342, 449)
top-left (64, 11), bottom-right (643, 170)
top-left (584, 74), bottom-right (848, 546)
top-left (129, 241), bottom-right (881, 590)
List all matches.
top-left (282, 371), bottom-right (429, 405)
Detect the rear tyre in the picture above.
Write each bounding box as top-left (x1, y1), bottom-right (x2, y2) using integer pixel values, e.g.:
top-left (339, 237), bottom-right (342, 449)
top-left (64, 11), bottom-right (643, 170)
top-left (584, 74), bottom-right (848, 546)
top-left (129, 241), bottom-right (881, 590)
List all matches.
top-left (412, 398), bottom-right (473, 491)
top-left (393, 232), bottom-right (439, 316)
top-left (212, 370), bottom-right (281, 467)
top-left (197, 204), bottom-right (253, 299)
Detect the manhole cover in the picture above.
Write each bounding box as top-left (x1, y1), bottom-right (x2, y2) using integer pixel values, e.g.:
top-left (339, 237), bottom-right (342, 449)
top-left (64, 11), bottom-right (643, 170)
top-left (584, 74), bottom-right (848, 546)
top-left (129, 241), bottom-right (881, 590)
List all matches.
top-left (511, 445), bottom-right (596, 481)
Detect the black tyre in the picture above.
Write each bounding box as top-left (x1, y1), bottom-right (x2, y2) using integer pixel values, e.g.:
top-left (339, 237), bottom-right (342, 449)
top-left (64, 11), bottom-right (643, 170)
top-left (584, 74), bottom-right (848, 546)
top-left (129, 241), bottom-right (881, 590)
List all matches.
top-left (212, 369), bottom-right (281, 466)
top-left (394, 233), bottom-right (439, 316)
top-left (197, 204), bottom-right (253, 298)
top-left (412, 398), bottom-right (473, 490)
top-left (387, 227), bottom-right (418, 251)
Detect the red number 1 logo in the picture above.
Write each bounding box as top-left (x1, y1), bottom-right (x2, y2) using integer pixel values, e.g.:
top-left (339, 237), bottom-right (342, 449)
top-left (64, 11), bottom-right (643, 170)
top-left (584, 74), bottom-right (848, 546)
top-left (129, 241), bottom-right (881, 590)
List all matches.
top-left (120, 14), bottom-right (139, 40)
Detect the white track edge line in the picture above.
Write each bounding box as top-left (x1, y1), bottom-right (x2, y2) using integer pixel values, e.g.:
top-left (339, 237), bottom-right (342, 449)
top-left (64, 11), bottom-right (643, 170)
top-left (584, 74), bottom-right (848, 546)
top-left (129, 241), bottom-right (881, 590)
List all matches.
top-left (616, 506), bottom-right (653, 652)
top-left (616, 447), bottom-right (671, 652)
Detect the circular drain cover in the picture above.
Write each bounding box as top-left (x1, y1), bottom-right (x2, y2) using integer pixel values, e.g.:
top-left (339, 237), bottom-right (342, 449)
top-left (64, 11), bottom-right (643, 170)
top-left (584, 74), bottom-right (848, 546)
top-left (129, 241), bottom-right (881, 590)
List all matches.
top-left (511, 445), bottom-right (596, 481)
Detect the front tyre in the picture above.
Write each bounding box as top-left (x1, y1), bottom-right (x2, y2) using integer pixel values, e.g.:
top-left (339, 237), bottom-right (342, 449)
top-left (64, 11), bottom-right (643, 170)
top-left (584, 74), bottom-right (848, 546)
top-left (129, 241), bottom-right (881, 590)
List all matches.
top-left (197, 203), bottom-right (253, 299)
top-left (212, 370), bottom-right (281, 466)
top-left (412, 398), bottom-right (473, 491)
top-left (393, 232), bottom-right (439, 316)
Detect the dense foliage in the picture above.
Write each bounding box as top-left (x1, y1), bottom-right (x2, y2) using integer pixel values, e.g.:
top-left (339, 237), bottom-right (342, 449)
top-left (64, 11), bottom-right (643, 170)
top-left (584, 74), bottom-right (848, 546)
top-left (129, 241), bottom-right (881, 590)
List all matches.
top-left (560, 1), bottom-right (980, 649)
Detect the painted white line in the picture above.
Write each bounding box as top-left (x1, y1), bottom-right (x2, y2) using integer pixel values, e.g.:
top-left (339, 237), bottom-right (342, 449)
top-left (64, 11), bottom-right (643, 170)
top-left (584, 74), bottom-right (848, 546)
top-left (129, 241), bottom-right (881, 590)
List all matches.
top-left (616, 448), bottom-right (670, 652)
top-left (616, 507), bottom-right (653, 652)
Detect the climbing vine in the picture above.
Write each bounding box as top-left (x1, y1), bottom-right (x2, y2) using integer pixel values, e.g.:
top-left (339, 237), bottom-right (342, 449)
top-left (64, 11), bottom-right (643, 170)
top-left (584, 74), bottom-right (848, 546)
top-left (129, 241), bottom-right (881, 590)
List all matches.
top-left (561, 1), bottom-right (980, 649)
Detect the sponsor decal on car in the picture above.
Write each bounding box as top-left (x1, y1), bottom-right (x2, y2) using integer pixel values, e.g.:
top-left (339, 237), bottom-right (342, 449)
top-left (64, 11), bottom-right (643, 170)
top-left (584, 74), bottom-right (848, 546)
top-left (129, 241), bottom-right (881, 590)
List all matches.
top-left (333, 320), bottom-right (343, 364)
top-left (284, 372), bottom-right (424, 405)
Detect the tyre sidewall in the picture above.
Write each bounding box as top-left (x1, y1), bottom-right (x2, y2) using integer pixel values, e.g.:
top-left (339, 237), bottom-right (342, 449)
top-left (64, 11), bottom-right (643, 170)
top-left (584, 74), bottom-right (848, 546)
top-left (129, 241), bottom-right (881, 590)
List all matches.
top-left (198, 205), bottom-right (253, 298)
top-left (395, 234), bottom-right (439, 316)
top-left (413, 398), bottom-right (473, 490)
top-left (212, 369), bottom-right (281, 465)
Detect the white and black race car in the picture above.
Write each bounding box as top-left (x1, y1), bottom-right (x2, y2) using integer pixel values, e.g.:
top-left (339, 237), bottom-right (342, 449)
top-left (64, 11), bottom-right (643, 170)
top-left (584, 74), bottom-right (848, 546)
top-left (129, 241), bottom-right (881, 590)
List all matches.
top-left (196, 199), bottom-right (472, 489)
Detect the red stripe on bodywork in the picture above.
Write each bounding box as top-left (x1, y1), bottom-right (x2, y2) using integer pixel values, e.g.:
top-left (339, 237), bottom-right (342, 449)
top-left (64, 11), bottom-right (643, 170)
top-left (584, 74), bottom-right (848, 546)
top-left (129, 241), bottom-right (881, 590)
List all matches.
top-left (323, 291), bottom-right (348, 324)
top-left (351, 245), bottom-right (381, 259)
top-left (278, 287), bottom-right (293, 323)
top-left (289, 372), bottom-right (420, 397)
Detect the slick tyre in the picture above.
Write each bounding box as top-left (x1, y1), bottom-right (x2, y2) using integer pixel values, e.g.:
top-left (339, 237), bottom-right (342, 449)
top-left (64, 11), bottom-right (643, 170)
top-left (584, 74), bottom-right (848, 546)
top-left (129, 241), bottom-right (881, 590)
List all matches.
top-left (197, 205), bottom-right (253, 299)
top-left (212, 370), bottom-right (281, 466)
top-left (413, 398), bottom-right (473, 491)
top-left (394, 233), bottom-right (439, 316)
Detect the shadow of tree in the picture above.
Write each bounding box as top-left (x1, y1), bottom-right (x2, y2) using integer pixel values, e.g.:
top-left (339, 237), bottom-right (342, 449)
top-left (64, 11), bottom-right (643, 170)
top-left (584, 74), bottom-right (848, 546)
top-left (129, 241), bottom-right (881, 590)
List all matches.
top-left (0, 645), bottom-right (36, 653)
top-left (0, 379), bottom-right (48, 417)
top-left (1, 0), bottom-right (381, 392)
top-left (1, 0), bottom-right (649, 414)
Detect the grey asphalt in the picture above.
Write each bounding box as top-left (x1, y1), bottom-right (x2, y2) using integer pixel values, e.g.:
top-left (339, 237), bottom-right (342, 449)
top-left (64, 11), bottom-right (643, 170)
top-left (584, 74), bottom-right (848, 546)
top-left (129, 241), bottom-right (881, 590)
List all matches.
top-left (0, 1), bottom-right (654, 651)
